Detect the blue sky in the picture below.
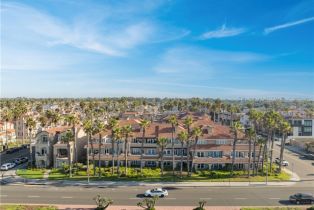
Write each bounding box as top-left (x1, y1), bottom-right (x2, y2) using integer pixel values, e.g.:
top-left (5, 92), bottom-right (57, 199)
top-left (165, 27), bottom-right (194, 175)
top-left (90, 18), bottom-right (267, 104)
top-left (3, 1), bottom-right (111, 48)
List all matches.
top-left (1, 0), bottom-right (314, 99)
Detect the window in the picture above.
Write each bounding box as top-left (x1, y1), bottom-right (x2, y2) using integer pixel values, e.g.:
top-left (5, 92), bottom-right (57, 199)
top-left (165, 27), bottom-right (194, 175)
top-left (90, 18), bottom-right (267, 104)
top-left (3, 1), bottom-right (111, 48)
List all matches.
top-left (42, 135), bottom-right (48, 143)
top-left (146, 138), bottom-right (157, 144)
top-left (131, 161), bottom-right (141, 166)
top-left (208, 151), bottom-right (223, 158)
top-left (304, 120), bottom-right (312, 126)
top-left (147, 149), bottom-right (156, 155)
top-left (197, 164), bottom-right (206, 169)
top-left (216, 140), bottom-right (228, 145)
top-left (146, 161), bottom-right (156, 167)
top-left (131, 148), bottom-right (141, 155)
top-left (197, 152), bottom-right (205, 157)
top-left (304, 127), bottom-right (312, 132)
top-left (164, 150), bottom-right (171, 155)
top-left (197, 140), bottom-right (207, 145)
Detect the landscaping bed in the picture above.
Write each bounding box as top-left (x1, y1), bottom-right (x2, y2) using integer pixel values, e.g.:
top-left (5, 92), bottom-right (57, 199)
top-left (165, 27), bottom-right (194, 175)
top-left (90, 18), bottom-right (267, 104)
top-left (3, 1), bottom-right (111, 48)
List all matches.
top-left (16, 169), bottom-right (46, 179)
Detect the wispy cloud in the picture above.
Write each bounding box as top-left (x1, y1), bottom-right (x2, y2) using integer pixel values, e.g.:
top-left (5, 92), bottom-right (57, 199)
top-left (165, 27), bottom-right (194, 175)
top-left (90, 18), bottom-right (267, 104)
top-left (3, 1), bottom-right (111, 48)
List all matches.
top-left (154, 46), bottom-right (268, 74)
top-left (264, 16), bottom-right (314, 34)
top-left (199, 24), bottom-right (246, 39)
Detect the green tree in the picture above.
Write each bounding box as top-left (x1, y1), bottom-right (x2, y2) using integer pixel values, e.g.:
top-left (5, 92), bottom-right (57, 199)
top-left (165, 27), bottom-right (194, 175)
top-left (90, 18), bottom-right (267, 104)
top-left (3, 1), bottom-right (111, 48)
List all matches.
top-left (107, 118), bottom-right (118, 175)
top-left (83, 119), bottom-right (93, 183)
top-left (168, 115), bottom-right (178, 175)
top-left (157, 137), bottom-right (168, 176)
top-left (62, 130), bottom-right (74, 177)
top-left (93, 120), bottom-right (106, 178)
top-left (177, 131), bottom-right (188, 177)
top-left (230, 121), bottom-right (244, 175)
top-left (93, 195), bottom-right (113, 210)
top-left (122, 125), bottom-right (133, 176)
top-left (191, 127), bottom-right (203, 174)
top-left (246, 127), bottom-right (255, 178)
top-left (278, 120), bottom-right (292, 173)
top-left (137, 196), bottom-right (158, 210)
top-left (184, 116), bottom-right (193, 176)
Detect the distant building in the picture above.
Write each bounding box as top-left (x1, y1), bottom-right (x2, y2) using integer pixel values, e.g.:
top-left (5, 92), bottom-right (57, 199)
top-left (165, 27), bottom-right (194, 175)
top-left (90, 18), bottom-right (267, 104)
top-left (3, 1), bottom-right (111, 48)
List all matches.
top-left (288, 118), bottom-right (314, 138)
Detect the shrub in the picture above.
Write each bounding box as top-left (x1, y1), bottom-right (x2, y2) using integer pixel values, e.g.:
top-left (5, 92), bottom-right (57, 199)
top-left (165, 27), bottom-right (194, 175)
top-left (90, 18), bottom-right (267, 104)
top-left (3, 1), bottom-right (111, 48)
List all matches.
top-left (93, 195), bottom-right (113, 210)
top-left (307, 207), bottom-right (314, 210)
top-left (137, 196), bottom-right (158, 210)
top-left (193, 200), bottom-right (206, 210)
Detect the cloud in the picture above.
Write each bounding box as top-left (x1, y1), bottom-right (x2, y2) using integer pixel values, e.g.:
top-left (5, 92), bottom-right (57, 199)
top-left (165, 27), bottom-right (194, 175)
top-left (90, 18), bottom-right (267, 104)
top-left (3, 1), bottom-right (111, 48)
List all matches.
top-left (264, 16), bottom-right (314, 34)
top-left (199, 24), bottom-right (246, 39)
top-left (154, 46), bottom-right (268, 74)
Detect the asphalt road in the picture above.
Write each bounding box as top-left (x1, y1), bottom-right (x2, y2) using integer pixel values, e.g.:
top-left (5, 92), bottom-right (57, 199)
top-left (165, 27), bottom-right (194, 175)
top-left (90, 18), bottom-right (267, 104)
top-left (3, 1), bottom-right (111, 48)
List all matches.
top-left (0, 148), bottom-right (30, 165)
top-left (1, 185), bottom-right (314, 206)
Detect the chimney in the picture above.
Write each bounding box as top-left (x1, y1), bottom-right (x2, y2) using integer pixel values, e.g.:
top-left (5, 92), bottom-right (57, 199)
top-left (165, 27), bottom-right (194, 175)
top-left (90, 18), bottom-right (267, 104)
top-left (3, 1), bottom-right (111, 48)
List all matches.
top-left (155, 125), bottom-right (159, 138)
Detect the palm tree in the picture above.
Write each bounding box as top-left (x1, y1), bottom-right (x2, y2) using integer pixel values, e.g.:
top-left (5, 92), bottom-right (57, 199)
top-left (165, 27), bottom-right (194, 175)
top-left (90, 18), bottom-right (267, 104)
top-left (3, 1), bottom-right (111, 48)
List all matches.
top-left (190, 127), bottom-right (202, 174)
top-left (107, 118), bottom-right (118, 175)
top-left (230, 121), bottom-right (244, 175)
top-left (177, 131), bottom-right (188, 177)
top-left (184, 116), bottom-right (193, 176)
top-left (157, 137), bottom-right (168, 176)
top-left (38, 115), bottom-right (48, 128)
top-left (246, 128), bottom-right (255, 178)
top-left (168, 115), bottom-right (178, 175)
top-left (278, 120), bottom-right (292, 173)
top-left (2, 110), bottom-right (13, 149)
top-left (256, 137), bottom-right (265, 176)
top-left (113, 127), bottom-right (122, 176)
top-left (64, 114), bottom-right (80, 164)
top-left (62, 130), bottom-right (74, 177)
top-left (139, 119), bottom-right (150, 175)
top-left (93, 120), bottom-right (106, 178)
top-left (25, 117), bottom-right (36, 167)
top-left (122, 125), bottom-right (132, 176)
top-left (83, 119), bottom-right (93, 183)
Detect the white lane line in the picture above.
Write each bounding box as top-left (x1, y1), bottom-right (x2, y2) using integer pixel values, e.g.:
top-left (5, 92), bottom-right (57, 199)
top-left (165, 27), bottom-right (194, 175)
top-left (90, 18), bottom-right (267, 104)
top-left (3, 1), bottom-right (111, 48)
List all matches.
top-left (200, 198), bottom-right (212, 200)
top-left (28, 195), bottom-right (40, 198)
top-left (269, 198), bottom-right (280, 200)
top-left (0, 195), bottom-right (8, 197)
top-left (62, 196), bottom-right (73, 199)
top-left (234, 198), bottom-right (247, 200)
top-left (165, 198), bottom-right (176, 200)
top-left (129, 198), bottom-right (141, 199)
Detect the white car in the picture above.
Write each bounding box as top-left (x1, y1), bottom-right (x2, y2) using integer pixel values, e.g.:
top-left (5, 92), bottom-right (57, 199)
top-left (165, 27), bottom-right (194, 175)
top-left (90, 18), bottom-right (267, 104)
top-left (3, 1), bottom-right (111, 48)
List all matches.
top-left (144, 188), bottom-right (168, 197)
top-left (275, 158), bottom-right (289, 166)
top-left (0, 163), bottom-right (16, 171)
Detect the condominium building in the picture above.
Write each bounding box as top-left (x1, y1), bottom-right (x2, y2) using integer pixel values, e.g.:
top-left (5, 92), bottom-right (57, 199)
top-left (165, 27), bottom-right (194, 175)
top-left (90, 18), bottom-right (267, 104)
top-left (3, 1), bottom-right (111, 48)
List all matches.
top-left (288, 118), bottom-right (314, 138)
top-left (86, 114), bottom-right (257, 170)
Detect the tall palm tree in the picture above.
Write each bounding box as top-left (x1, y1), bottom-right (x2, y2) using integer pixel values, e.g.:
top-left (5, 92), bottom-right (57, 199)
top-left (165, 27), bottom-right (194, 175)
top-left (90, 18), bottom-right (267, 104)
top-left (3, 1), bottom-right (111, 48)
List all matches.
top-left (107, 118), bottom-right (118, 175)
top-left (64, 114), bottom-right (80, 164)
top-left (139, 119), bottom-right (150, 175)
top-left (113, 127), bottom-right (122, 176)
top-left (38, 115), bottom-right (48, 128)
top-left (157, 137), bottom-right (168, 176)
top-left (25, 117), bottom-right (36, 167)
top-left (278, 120), bottom-right (292, 173)
top-left (62, 130), bottom-right (74, 177)
top-left (168, 115), bottom-right (178, 175)
top-left (263, 111), bottom-right (277, 175)
top-left (83, 119), bottom-right (93, 183)
top-left (230, 121), bottom-right (244, 175)
top-left (246, 128), bottom-right (255, 178)
top-left (93, 120), bottom-right (106, 178)
top-left (256, 137), bottom-right (265, 176)
top-left (122, 125), bottom-right (132, 176)
top-left (177, 131), bottom-right (188, 177)
top-left (190, 127), bottom-right (202, 174)
top-left (184, 116), bottom-right (193, 176)
top-left (2, 110), bottom-right (13, 149)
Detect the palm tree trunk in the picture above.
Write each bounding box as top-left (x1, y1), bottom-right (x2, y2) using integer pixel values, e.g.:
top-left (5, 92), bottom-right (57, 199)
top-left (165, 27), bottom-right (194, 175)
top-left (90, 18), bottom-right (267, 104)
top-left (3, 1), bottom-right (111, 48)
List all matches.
top-left (261, 143), bottom-right (267, 176)
top-left (73, 126), bottom-right (77, 165)
top-left (231, 137), bottom-right (237, 176)
top-left (98, 134), bottom-right (102, 178)
top-left (187, 141), bottom-right (190, 176)
top-left (116, 141), bottom-right (120, 176)
top-left (124, 138), bottom-right (128, 176)
top-left (171, 127), bottom-right (175, 176)
top-left (278, 133), bottom-right (286, 173)
top-left (111, 139), bottom-right (115, 175)
top-left (68, 142), bottom-right (72, 178)
top-left (140, 131), bottom-right (145, 175)
top-left (161, 150), bottom-right (164, 176)
top-left (248, 138), bottom-right (252, 178)
top-left (190, 137), bottom-right (199, 174)
top-left (87, 133), bottom-right (90, 183)
top-left (256, 144), bottom-right (262, 175)
top-left (269, 132), bottom-right (275, 173)
top-left (180, 142), bottom-right (184, 177)
top-left (252, 137), bottom-right (257, 175)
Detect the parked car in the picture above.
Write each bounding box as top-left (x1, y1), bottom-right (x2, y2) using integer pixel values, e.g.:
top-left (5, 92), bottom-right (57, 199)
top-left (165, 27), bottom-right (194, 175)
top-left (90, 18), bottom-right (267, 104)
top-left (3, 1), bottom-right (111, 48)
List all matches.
top-left (14, 158), bottom-right (23, 165)
top-left (0, 163), bottom-right (16, 171)
top-left (20, 157), bottom-right (29, 163)
top-left (275, 158), bottom-right (289, 166)
top-left (144, 188), bottom-right (168, 197)
top-left (289, 193), bottom-right (314, 204)
top-left (304, 154), bottom-right (314, 160)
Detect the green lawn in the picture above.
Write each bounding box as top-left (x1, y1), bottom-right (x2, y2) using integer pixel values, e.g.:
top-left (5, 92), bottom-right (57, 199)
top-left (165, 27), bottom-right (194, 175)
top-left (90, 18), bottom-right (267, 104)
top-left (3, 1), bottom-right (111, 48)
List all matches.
top-left (16, 169), bottom-right (46, 179)
top-left (0, 205), bottom-right (57, 210)
top-left (43, 167), bottom-right (291, 182)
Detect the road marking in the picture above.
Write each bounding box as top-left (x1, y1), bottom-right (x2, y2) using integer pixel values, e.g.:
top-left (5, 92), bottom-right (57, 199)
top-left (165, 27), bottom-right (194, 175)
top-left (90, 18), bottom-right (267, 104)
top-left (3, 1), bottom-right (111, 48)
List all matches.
top-left (269, 198), bottom-right (280, 200)
top-left (234, 198), bottom-right (247, 200)
top-left (62, 196), bottom-right (73, 199)
top-left (200, 198), bottom-right (212, 200)
top-left (0, 195), bottom-right (8, 197)
top-left (28, 195), bottom-right (40, 198)
top-left (129, 198), bottom-right (141, 199)
top-left (165, 198), bottom-right (176, 200)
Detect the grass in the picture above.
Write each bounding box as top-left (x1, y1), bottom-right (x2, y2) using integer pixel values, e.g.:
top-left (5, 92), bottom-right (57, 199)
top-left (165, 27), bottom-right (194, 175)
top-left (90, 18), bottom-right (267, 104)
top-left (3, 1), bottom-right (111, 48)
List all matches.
top-left (0, 205), bottom-right (57, 210)
top-left (16, 168), bottom-right (46, 179)
top-left (43, 166), bottom-right (291, 182)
